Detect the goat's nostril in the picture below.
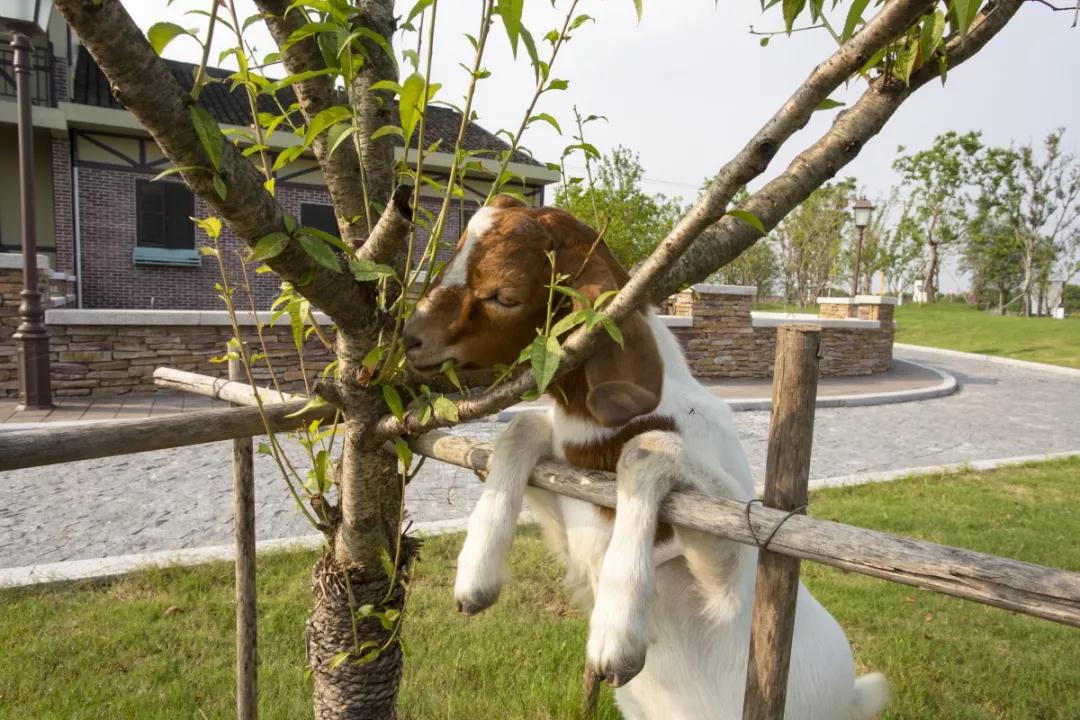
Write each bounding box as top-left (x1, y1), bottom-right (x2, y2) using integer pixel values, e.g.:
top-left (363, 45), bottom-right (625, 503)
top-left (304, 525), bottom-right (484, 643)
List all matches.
top-left (403, 331), bottom-right (422, 353)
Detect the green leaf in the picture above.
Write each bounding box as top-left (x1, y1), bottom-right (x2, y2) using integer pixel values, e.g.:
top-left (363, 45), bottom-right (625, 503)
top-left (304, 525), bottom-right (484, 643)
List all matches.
top-left (528, 113), bottom-right (562, 134)
top-left (406, 0), bottom-right (434, 25)
top-left (285, 394), bottom-right (328, 418)
top-left (520, 28), bottom-right (541, 81)
top-left (569, 14), bottom-right (594, 31)
top-left (547, 78), bottom-right (569, 91)
top-left (550, 308), bottom-right (587, 339)
top-left (398, 72), bottom-right (427, 146)
top-left (951, 0), bottom-right (982, 38)
top-left (212, 174), bottom-right (228, 201)
top-left (432, 396), bottom-right (460, 423)
top-left (841, 0), bottom-right (871, 42)
top-left (496, 0), bottom-right (524, 57)
top-left (328, 651), bottom-right (350, 671)
top-left (919, 10), bottom-right (946, 62)
top-left (270, 68), bottom-right (337, 93)
top-left (530, 334), bottom-right (561, 395)
top-left (393, 436), bottom-right (413, 469)
top-left (190, 105), bottom-right (224, 171)
top-left (327, 125), bottom-right (359, 158)
top-left (251, 232), bottom-right (290, 262)
top-left (599, 315), bottom-right (624, 347)
top-left (759, 36), bottom-right (770, 47)
top-left (147, 22), bottom-right (194, 56)
top-left (151, 164), bottom-right (206, 182)
top-left (282, 21), bottom-right (337, 52)
top-left (193, 216), bottom-right (222, 239)
top-left (304, 105), bottom-right (352, 150)
top-left (728, 209), bottom-right (766, 234)
top-left (382, 385), bottom-right (405, 419)
top-left (370, 124), bottom-right (404, 141)
top-left (300, 225), bottom-right (350, 254)
top-left (631, 0), bottom-right (643, 22)
top-left (349, 258), bottom-right (396, 282)
top-left (782, 0), bottom-right (807, 33)
top-left (815, 97), bottom-right (846, 111)
top-left (298, 233), bottom-right (342, 272)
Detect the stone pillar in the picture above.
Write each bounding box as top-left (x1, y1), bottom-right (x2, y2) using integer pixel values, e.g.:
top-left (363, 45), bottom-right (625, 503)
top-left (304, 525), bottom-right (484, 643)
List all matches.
top-left (674, 284), bottom-right (759, 378)
top-left (817, 297), bottom-right (855, 320)
top-left (854, 295), bottom-right (897, 372)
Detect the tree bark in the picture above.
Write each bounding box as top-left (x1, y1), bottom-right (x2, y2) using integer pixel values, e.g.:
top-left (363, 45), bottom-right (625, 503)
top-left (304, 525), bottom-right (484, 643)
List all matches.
top-left (925, 239), bottom-right (939, 303)
top-left (307, 544), bottom-right (416, 720)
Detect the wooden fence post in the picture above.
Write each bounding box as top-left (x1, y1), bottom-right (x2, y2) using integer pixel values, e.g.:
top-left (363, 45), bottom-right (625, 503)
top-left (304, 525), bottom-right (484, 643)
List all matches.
top-left (742, 325), bottom-right (821, 720)
top-left (230, 354), bottom-right (258, 720)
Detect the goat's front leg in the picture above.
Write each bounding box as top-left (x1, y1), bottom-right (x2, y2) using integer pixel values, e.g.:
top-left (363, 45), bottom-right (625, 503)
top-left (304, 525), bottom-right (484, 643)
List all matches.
top-left (454, 411), bottom-right (553, 615)
top-left (587, 430), bottom-right (683, 687)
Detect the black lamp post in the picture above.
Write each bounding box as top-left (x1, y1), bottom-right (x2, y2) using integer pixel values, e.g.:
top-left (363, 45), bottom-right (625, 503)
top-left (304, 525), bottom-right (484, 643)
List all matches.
top-left (4, 1), bottom-right (54, 409)
top-left (850, 196), bottom-right (874, 301)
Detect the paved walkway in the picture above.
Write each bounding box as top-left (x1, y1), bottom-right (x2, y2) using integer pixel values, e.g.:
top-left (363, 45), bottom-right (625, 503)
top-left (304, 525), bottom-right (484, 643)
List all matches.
top-left (1, 346), bottom-right (1078, 570)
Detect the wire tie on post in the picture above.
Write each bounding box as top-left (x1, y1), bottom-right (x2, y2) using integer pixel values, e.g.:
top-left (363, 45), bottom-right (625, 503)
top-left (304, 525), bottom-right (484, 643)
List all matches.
top-left (745, 498), bottom-right (807, 551)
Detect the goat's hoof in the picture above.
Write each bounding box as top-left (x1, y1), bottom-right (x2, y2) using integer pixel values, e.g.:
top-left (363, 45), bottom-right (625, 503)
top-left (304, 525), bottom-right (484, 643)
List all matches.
top-left (586, 656), bottom-right (645, 689)
top-left (455, 590), bottom-right (499, 616)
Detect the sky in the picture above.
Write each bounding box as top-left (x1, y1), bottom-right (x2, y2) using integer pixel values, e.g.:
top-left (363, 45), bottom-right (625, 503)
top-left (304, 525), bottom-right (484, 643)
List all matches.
top-left (121, 0), bottom-right (1079, 291)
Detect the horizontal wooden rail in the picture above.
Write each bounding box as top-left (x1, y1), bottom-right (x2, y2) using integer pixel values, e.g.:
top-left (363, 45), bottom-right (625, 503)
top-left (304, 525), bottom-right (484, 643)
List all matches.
top-left (0, 400), bottom-right (335, 471)
top-left (408, 431), bottom-right (1080, 628)
top-left (153, 367), bottom-right (304, 405)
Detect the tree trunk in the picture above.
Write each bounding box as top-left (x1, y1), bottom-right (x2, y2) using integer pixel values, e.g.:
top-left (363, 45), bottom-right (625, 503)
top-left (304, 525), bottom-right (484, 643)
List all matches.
top-left (925, 239), bottom-right (938, 303)
top-left (997, 287), bottom-right (1006, 314)
top-left (308, 542), bottom-right (416, 720)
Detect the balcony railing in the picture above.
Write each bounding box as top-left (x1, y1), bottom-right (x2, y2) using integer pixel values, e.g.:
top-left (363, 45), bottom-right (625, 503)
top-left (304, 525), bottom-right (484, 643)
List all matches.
top-left (0, 43), bottom-right (55, 107)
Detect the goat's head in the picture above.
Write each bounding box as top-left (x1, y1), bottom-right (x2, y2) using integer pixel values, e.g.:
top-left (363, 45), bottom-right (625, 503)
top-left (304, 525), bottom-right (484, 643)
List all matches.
top-left (403, 196), bottom-right (662, 427)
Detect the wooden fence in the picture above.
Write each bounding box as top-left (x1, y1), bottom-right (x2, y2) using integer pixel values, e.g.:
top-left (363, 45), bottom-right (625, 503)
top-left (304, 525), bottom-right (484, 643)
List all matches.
top-left (1, 326), bottom-right (1078, 720)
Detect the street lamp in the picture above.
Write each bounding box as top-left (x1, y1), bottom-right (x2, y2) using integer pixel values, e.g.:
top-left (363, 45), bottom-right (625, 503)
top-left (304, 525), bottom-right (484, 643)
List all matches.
top-left (2, 0), bottom-right (55, 409)
top-left (850, 196), bottom-right (874, 301)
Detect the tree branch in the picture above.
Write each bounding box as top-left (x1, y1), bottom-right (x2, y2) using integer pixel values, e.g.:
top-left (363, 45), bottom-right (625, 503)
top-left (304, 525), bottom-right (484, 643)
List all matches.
top-left (655, 0), bottom-right (1026, 298)
top-left (374, 0), bottom-right (942, 439)
top-left (255, 0), bottom-right (406, 252)
top-left (54, 0), bottom-right (377, 334)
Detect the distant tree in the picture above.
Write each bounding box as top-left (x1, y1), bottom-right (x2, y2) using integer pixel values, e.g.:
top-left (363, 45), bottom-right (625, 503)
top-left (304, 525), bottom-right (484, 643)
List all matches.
top-left (975, 130), bottom-right (1080, 316)
top-left (772, 179), bottom-right (855, 306)
top-left (708, 241), bottom-right (779, 294)
top-left (555, 145), bottom-right (684, 269)
top-left (893, 131), bottom-right (984, 304)
top-left (962, 209), bottom-right (1025, 313)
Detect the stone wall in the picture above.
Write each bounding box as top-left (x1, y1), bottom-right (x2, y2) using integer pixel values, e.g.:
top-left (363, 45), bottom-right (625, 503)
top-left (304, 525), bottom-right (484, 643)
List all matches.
top-left (664, 285), bottom-right (896, 378)
top-left (33, 309), bottom-right (334, 398)
top-left (1, 257), bottom-right (76, 397)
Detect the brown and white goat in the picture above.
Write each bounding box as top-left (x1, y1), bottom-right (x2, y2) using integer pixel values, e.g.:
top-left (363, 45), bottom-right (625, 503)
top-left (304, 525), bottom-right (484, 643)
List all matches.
top-left (403, 196), bottom-right (888, 720)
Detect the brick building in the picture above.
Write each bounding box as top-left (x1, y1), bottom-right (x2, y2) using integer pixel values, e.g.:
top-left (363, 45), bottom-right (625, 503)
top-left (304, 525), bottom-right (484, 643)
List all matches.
top-left (0, 19), bottom-right (559, 311)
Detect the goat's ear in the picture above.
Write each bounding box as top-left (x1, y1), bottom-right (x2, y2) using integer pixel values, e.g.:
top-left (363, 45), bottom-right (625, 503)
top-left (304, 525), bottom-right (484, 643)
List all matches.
top-left (561, 245), bottom-right (663, 427)
top-left (488, 194), bottom-right (527, 210)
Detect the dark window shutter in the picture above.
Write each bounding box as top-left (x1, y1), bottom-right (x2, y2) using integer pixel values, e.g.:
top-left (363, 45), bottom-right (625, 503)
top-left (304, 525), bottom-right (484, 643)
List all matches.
top-left (137, 181), bottom-right (165, 247)
top-left (301, 203), bottom-right (339, 238)
top-left (164, 182), bottom-right (195, 249)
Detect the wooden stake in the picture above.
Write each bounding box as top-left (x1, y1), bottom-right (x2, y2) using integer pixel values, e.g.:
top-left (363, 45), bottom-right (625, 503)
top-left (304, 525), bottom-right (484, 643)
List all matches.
top-left (230, 354), bottom-right (258, 720)
top-left (742, 325), bottom-right (821, 720)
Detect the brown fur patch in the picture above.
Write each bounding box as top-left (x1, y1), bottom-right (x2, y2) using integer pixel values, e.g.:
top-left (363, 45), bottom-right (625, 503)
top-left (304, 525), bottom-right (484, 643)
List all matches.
top-left (565, 415), bottom-right (678, 546)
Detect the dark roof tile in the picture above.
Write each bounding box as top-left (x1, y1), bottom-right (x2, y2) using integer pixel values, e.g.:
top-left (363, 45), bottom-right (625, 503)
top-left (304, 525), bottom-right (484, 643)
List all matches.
top-left (72, 46), bottom-right (543, 168)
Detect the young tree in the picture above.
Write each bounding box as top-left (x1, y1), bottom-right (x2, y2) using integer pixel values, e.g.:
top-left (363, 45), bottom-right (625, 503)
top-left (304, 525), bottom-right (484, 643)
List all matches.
top-left (708, 240), bottom-right (779, 295)
top-left (975, 130), bottom-right (1080, 316)
top-left (772, 179), bottom-right (854, 306)
top-left (555, 145), bottom-right (684, 268)
top-left (962, 209), bottom-right (1025, 313)
top-left (893, 131), bottom-right (983, 303)
top-left (53, 0), bottom-right (1032, 716)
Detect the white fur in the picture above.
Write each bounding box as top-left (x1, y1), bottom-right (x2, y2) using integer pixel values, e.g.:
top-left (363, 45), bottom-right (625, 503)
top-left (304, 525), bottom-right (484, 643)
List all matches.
top-left (441, 206), bottom-right (500, 287)
top-left (455, 310), bottom-right (889, 720)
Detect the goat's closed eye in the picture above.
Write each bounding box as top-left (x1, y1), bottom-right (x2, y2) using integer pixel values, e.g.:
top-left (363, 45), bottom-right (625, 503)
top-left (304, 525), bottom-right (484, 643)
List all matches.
top-left (485, 292), bottom-right (521, 309)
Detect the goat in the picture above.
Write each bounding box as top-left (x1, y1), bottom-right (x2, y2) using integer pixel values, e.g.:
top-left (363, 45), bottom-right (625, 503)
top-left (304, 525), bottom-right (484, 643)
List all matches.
top-left (403, 196), bottom-right (889, 720)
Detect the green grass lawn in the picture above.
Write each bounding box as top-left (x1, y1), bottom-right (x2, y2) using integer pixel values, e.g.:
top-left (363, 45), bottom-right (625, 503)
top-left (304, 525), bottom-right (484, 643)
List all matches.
top-left (2, 459), bottom-right (1078, 719)
top-left (893, 301), bottom-right (1080, 369)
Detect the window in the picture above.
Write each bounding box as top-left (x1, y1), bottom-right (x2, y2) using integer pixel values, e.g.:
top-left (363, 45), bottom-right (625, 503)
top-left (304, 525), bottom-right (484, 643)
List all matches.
top-left (301, 203), bottom-right (339, 238)
top-left (133, 180), bottom-right (199, 266)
